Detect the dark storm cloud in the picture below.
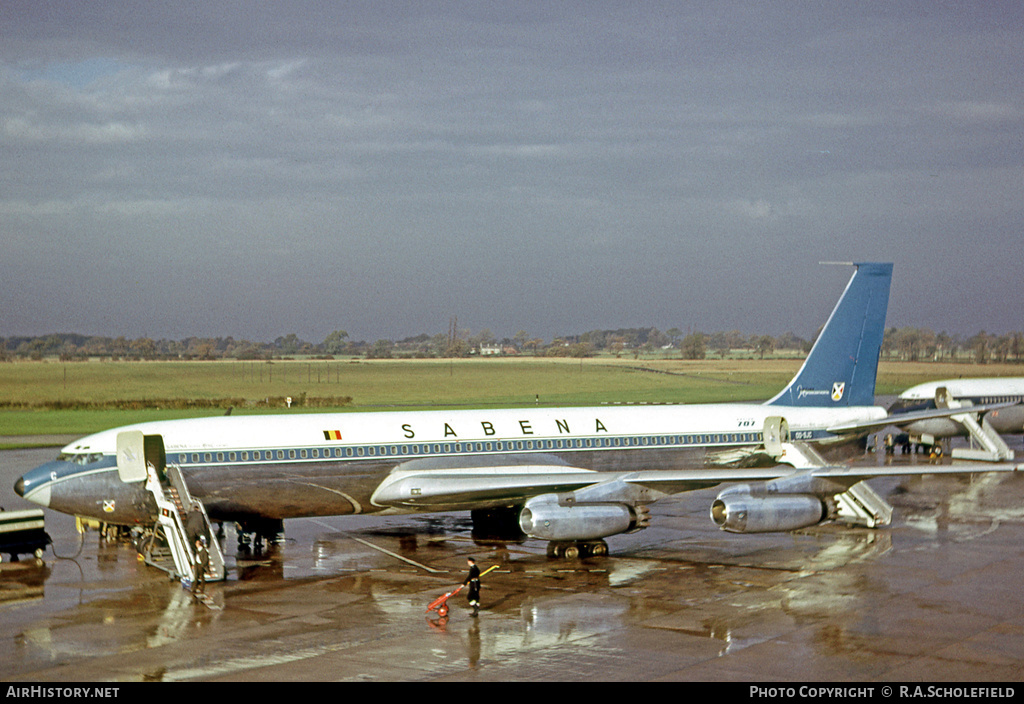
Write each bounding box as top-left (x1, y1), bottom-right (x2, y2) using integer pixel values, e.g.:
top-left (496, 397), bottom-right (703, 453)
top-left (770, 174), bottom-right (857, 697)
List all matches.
top-left (2, 2), bottom-right (1022, 343)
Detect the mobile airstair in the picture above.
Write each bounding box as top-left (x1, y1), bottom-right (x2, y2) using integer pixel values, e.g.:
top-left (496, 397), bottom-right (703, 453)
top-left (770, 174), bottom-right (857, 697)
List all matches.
top-left (935, 387), bottom-right (1014, 462)
top-left (117, 431), bottom-right (225, 583)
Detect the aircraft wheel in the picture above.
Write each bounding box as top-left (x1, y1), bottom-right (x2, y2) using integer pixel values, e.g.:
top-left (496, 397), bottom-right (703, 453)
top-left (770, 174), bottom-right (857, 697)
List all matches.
top-left (547, 541), bottom-right (593, 559)
top-left (34, 548), bottom-right (44, 559)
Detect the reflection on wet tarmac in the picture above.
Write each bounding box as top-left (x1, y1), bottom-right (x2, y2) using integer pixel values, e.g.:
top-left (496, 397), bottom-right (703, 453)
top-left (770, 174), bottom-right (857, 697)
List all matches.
top-left (2, 447), bottom-right (1024, 681)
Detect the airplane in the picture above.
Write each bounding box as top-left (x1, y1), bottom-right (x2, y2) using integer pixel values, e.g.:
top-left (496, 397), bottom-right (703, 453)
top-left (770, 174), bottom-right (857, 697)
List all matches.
top-left (14, 262), bottom-right (1022, 570)
top-left (887, 377), bottom-right (1024, 461)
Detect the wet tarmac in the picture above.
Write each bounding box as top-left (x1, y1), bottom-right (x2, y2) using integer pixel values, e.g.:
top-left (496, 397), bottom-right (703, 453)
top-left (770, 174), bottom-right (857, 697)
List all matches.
top-left (2, 445), bottom-right (1024, 682)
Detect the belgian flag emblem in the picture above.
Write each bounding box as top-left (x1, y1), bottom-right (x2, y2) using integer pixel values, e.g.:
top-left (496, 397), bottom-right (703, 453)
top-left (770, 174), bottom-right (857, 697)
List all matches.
top-left (323, 430), bottom-right (342, 440)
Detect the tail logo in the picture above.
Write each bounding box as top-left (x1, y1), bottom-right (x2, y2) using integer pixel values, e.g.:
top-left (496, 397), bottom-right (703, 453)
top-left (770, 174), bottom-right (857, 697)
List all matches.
top-left (832, 382), bottom-right (845, 402)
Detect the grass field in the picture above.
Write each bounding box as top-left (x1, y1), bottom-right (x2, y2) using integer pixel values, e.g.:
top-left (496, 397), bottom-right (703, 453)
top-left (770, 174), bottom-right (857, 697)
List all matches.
top-left (1, 357), bottom-right (1020, 440)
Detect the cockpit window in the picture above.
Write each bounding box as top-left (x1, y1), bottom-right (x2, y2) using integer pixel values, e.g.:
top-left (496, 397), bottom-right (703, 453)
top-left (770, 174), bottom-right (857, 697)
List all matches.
top-left (57, 452), bottom-right (108, 466)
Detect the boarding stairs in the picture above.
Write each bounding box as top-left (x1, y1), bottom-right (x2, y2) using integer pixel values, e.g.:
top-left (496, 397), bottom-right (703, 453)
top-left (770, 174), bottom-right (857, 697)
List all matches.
top-left (935, 387), bottom-right (1014, 462)
top-left (775, 441), bottom-right (829, 469)
top-left (143, 464), bottom-right (226, 582)
top-left (835, 481), bottom-right (893, 528)
top-left (140, 462), bottom-right (225, 583)
top-left (116, 431), bottom-right (226, 583)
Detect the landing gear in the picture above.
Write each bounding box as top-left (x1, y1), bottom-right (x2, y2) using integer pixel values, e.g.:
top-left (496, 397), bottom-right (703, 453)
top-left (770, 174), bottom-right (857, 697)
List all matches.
top-left (546, 540), bottom-right (609, 559)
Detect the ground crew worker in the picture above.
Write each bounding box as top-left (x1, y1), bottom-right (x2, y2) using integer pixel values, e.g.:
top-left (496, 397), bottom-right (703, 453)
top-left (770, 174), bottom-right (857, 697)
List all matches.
top-left (193, 536), bottom-right (210, 597)
top-left (464, 557), bottom-right (481, 616)
top-left (186, 501), bottom-right (208, 546)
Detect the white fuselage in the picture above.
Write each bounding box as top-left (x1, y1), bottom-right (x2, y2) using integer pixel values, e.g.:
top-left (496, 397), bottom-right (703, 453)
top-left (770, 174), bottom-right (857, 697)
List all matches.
top-left (22, 402), bottom-right (887, 524)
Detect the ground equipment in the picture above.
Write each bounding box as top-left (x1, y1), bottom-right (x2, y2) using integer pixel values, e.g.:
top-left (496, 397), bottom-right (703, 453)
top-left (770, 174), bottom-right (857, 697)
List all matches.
top-left (425, 565), bottom-right (498, 617)
top-left (425, 585), bottom-right (463, 617)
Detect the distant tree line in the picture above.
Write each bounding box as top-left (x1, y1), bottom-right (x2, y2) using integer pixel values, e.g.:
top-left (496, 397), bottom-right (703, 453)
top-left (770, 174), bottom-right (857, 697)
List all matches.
top-left (1, 326), bottom-right (1022, 364)
top-left (881, 327), bottom-right (1024, 364)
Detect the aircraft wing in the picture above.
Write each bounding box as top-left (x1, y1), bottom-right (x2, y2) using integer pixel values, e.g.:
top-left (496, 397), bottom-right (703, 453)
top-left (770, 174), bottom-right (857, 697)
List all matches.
top-left (370, 460), bottom-right (1023, 512)
top-left (827, 400), bottom-right (1020, 434)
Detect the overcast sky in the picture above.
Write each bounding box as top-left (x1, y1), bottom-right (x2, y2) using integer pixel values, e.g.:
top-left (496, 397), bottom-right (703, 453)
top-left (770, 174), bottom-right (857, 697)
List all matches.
top-left (2, 2), bottom-right (1022, 344)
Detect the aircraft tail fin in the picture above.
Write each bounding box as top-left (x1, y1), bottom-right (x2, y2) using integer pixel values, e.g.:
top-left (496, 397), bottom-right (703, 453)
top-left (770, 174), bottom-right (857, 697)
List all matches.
top-left (766, 262), bottom-right (892, 408)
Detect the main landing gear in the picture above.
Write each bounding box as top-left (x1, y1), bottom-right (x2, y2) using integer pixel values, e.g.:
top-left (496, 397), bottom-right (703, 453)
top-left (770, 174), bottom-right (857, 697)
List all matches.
top-left (468, 507), bottom-right (611, 559)
top-left (546, 540), bottom-right (609, 559)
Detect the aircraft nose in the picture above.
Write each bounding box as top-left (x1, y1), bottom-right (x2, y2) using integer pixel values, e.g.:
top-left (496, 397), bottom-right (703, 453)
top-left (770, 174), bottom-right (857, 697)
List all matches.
top-left (14, 464), bottom-right (56, 508)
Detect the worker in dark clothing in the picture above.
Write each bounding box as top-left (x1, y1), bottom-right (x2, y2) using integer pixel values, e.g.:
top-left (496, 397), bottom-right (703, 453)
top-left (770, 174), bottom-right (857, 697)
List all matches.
top-left (185, 501), bottom-right (208, 546)
top-left (192, 536), bottom-right (210, 597)
top-left (463, 557), bottom-right (481, 616)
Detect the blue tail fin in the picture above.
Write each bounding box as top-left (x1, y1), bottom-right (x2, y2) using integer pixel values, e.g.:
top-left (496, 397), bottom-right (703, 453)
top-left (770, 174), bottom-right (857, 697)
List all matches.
top-left (766, 262), bottom-right (892, 408)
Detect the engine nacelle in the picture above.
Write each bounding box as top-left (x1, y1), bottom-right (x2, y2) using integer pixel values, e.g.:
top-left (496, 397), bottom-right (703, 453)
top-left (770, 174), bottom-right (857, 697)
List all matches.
top-left (519, 495), bottom-right (638, 542)
top-left (710, 493), bottom-right (827, 533)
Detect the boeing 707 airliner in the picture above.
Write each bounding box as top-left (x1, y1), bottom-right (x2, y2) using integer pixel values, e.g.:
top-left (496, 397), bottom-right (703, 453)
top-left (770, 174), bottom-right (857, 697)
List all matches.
top-left (15, 263), bottom-right (1021, 565)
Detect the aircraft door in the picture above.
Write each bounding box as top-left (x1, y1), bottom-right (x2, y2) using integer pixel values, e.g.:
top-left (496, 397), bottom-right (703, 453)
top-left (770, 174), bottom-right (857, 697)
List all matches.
top-left (763, 416), bottom-right (789, 460)
top-left (116, 431), bottom-right (147, 483)
top-left (116, 432), bottom-right (167, 482)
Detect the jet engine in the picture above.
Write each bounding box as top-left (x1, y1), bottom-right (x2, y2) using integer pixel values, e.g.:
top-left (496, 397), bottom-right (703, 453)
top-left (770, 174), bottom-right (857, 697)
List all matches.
top-left (518, 494), bottom-right (643, 542)
top-left (709, 475), bottom-right (844, 534)
top-left (710, 492), bottom-right (827, 533)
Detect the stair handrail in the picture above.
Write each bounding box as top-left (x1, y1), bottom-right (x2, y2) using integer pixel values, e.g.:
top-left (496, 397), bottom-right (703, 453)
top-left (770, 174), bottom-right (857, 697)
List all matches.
top-left (144, 462), bottom-right (195, 579)
top-left (166, 463), bottom-right (226, 581)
